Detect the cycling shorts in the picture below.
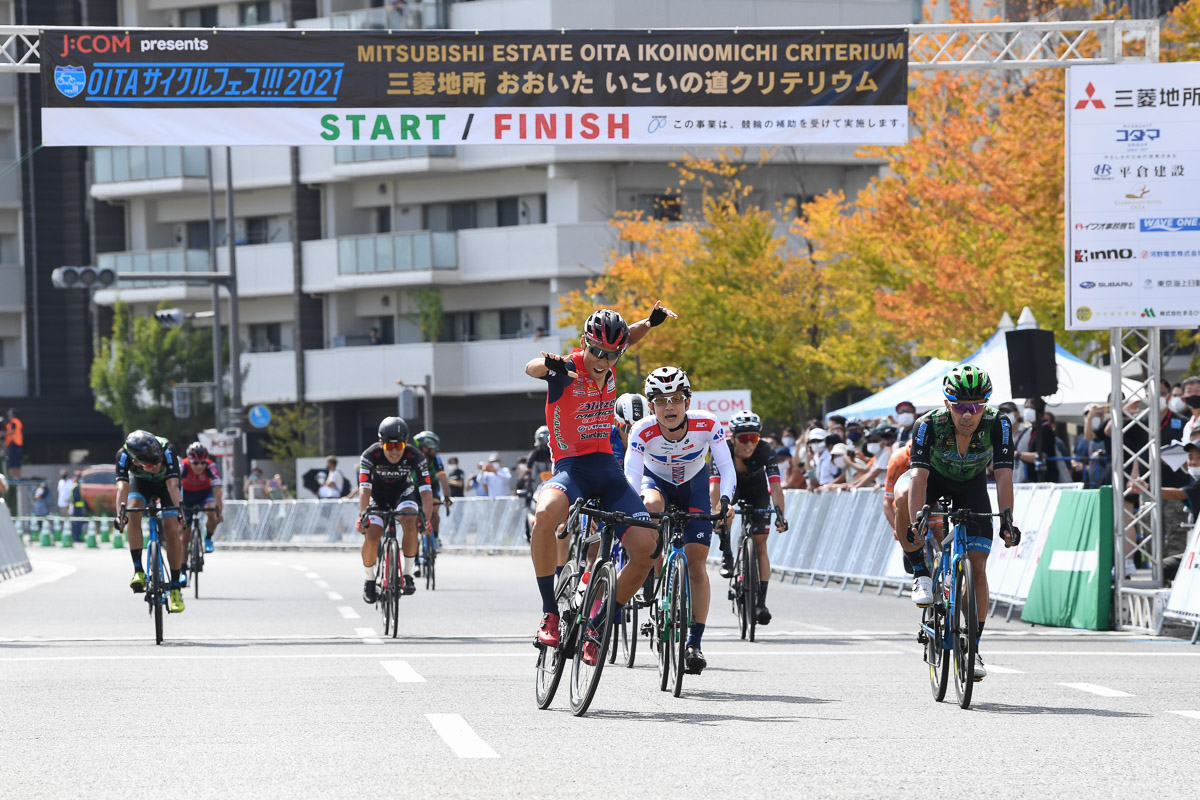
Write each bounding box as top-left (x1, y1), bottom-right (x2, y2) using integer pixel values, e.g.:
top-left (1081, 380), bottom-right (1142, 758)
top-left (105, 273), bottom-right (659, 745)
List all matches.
top-left (127, 477), bottom-right (179, 518)
top-left (182, 488), bottom-right (215, 510)
top-left (732, 476), bottom-right (772, 536)
top-left (366, 497), bottom-right (420, 530)
top-left (919, 469), bottom-right (994, 555)
top-left (640, 470), bottom-right (713, 547)
top-left (543, 452), bottom-right (649, 539)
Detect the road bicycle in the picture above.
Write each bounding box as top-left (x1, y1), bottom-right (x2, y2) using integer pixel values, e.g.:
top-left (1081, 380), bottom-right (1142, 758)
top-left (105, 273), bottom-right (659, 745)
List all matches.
top-left (646, 504), bottom-right (724, 697)
top-left (916, 502), bottom-right (1012, 709)
top-left (364, 506), bottom-right (423, 639)
top-left (118, 499), bottom-right (174, 645)
top-left (417, 500), bottom-right (441, 591)
top-left (534, 498), bottom-right (655, 716)
top-left (182, 505), bottom-right (206, 599)
top-left (725, 503), bottom-right (776, 643)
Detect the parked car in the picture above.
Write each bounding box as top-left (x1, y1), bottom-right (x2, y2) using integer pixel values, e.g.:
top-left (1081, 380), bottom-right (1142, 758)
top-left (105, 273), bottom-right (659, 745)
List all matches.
top-left (78, 465), bottom-right (118, 515)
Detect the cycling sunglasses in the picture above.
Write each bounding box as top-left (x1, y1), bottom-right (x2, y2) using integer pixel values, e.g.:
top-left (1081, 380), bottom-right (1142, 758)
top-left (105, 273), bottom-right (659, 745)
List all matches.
top-left (951, 402), bottom-right (985, 415)
top-left (381, 441), bottom-right (405, 451)
top-left (650, 393), bottom-right (688, 407)
top-left (585, 344), bottom-right (623, 362)
top-left (735, 433), bottom-right (761, 444)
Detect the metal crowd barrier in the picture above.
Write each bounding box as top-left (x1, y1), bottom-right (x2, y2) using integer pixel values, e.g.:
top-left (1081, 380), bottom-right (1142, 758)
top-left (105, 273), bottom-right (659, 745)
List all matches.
top-left (0, 503), bottom-right (32, 580)
top-left (1163, 517), bottom-right (1200, 643)
top-left (214, 497), bottom-right (528, 552)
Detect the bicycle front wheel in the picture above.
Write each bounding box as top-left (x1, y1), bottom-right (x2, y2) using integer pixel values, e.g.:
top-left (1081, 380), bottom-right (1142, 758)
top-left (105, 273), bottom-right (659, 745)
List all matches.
top-left (621, 601), bottom-right (638, 668)
top-left (387, 538), bottom-right (402, 639)
top-left (570, 562), bottom-right (617, 716)
top-left (669, 557), bottom-right (689, 698)
top-left (191, 527), bottom-right (203, 599)
top-left (952, 557), bottom-right (978, 708)
top-left (743, 537), bottom-right (760, 643)
top-left (148, 538), bottom-right (164, 645)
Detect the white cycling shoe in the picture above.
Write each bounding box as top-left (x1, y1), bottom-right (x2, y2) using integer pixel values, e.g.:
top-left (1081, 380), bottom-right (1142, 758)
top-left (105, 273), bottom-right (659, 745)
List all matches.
top-left (911, 575), bottom-right (934, 608)
top-left (974, 653), bottom-right (987, 680)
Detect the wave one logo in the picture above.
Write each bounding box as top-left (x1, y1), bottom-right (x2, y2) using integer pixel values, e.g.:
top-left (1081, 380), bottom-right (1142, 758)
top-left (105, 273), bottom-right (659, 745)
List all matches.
top-left (1141, 217), bottom-right (1200, 232)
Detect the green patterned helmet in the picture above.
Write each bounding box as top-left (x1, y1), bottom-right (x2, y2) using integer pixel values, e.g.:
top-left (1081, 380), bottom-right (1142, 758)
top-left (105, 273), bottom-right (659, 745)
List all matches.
top-left (413, 430), bottom-right (439, 450)
top-left (943, 364), bottom-right (993, 402)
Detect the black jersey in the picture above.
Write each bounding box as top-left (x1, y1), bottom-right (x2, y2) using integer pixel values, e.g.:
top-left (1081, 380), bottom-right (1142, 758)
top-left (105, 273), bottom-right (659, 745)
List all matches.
top-left (115, 437), bottom-right (181, 484)
top-left (358, 443), bottom-right (431, 500)
top-left (711, 440), bottom-right (780, 487)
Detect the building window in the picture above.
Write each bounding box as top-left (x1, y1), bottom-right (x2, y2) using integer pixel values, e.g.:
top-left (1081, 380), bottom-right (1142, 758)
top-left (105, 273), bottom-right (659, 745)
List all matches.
top-left (640, 193), bottom-right (682, 221)
top-left (248, 323), bottom-right (282, 353)
top-left (180, 6), bottom-right (219, 27)
top-left (244, 216), bottom-right (270, 245)
top-left (440, 306), bottom-right (550, 342)
top-left (376, 206), bottom-right (392, 234)
top-left (240, 1), bottom-right (271, 25)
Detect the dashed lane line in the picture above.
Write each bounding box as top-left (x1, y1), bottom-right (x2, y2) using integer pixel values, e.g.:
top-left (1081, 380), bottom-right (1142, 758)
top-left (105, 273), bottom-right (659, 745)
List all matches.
top-left (425, 714), bottom-right (499, 759)
top-left (327, 591), bottom-right (344, 601)
top-left (1166, 710), bottom-right (1200, 720)
top-left (1060, 682), bottom-right (1134, 697)
top-left (982, 664), bottom-right (1024, 674)
top-left (290, 565), bottom-right (307, 571)
top-left (381, 660), bottom-right (425, 683)
top-left (355, 627), bottom-right (384, 644)
top-left (306, 572), bottom-right (320, 579)
top-left (314, 580), bottom-right (331, 589)
top-left (337, 606), bottom-right (361, 620)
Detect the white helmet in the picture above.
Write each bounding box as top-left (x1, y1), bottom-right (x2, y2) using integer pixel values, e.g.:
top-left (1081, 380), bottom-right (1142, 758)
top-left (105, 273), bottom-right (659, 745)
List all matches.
top-left (614, 393), bottom-right (649, 426)
top-left (644, 366), bottom-right (691, 400)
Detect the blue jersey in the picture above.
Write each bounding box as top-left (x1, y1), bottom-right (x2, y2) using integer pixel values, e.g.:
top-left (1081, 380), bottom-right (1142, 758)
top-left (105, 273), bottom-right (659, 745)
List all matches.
top-left (610, 426), bottom-right (625, 468)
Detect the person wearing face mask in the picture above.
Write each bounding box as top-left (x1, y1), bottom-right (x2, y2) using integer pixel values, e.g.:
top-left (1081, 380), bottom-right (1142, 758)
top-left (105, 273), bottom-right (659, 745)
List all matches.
top-left (817, 442), bottom-right (850, 490)
top-left (894, 401), bottom-right (917, 445)
top-left (1014, 397), bottom-right (1063, 483)
top-left (814, 431), bottom-right (842, 487)
top-left (1073, 404), bottom-right (1110, 488)
top-left (1179, 375), bottom-right (1200, 444)
top-left (849, 426), bottom-right (897, 489)
top-left (997, 402), bottom-right (1020, 431)
top-left (804, 427), bottom-right (828, 488)
top-left (781, 426), bottom-right (799, 456)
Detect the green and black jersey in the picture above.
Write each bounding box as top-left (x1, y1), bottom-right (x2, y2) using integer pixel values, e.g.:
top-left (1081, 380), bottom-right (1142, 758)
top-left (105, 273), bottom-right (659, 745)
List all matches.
top-left (908, 407), bottom-right (1014, 483)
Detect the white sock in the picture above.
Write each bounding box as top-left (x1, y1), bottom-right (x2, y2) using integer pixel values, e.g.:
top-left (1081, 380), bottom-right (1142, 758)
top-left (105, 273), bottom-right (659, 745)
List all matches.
top-left (404, 556), bottom-right (415, 575)
top-left (364, 565), bottom-right (375, 580)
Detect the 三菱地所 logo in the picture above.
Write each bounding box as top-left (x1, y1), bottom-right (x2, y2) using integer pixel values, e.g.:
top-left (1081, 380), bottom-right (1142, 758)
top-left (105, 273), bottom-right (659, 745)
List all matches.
top-left (54, 65), bottom-right (86, 98)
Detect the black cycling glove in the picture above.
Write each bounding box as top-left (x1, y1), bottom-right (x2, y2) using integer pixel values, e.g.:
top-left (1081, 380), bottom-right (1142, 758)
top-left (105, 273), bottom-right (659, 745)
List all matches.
top-left (648, 305), bottom-right (669, 327)
top-left (543, 353), bottom-right (572, 374)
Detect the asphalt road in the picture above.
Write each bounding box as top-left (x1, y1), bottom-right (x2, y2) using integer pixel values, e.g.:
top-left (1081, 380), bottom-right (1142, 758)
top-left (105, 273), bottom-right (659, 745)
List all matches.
top-left (2, 547), bottom-right (1198, 799)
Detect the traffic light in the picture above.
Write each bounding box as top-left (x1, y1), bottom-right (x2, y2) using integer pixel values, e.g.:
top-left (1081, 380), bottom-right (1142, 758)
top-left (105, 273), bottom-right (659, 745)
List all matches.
top-left (51, 265), bottom-right (117, 289)
top-left (154, 308), bottom-right (186, 327)
top-left (172, 386), bottom-right (191, 419)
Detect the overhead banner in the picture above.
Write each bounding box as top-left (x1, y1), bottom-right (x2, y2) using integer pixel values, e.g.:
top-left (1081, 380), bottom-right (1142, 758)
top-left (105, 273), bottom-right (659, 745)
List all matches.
top-left (40, 27), bottom-right (908, 146)
top-left (1065, 61), bottom-right (1200, 330)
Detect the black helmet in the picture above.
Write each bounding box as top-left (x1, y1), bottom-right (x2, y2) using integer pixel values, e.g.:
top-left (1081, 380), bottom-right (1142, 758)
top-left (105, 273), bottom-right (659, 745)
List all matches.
top-left (186, 441), bottom-right (208, 460)
top-left (378, 416), bottom-right (409, 444)
top-left (583, 309), bottom-right (630, 351)
top-left (124, 430), bottom-right (164, 465)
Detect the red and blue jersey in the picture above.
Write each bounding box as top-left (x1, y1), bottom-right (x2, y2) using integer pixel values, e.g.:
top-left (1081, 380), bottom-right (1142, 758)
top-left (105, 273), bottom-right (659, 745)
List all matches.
top-left (540, 348), bottom-right (618, 460)
top-left (180, 458), bottom-right (221, 492)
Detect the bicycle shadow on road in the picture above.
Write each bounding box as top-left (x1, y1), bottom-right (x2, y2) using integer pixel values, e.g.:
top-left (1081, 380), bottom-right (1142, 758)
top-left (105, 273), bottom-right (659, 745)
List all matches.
top-left (684, 688), bottom-right (836, 706)
top-left (581, 708), bottom-right (838, 725)
top-left (970, 702), bottom-right (1150, 719)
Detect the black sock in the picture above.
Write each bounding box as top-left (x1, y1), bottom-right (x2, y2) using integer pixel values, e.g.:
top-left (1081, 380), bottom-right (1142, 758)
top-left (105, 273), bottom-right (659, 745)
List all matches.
top-left (976, 620), bottom-right (985, 647)
top-left (758, 580), bottom-right (769, 604)
top-left (904, 549), bottom-right (929, 577)
top-left (170, 569), bottom-right (181, 584)
top-left (131, 549), bottom-right (143, 571)
top-left (554, 565), bottom-right (563, 577)
top-left (537, 575), bottom-right (557, 615)
top-left (688, 622), bottom-right (705, 648)
top-left (642, 569), bottom-right (655, 599)
top-left (204, 533), bottom-right (212, 540)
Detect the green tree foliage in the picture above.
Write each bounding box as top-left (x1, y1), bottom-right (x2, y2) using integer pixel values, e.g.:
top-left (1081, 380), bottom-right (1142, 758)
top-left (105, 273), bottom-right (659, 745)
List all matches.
top-left (90, 300), bottom-right (216, 447)
top-left (260, 404), bottom-right (322, 491)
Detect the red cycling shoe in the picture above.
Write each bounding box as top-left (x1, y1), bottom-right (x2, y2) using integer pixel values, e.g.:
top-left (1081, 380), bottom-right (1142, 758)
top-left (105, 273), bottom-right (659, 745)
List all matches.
top-left (537, 612), bottom-right (561, 648)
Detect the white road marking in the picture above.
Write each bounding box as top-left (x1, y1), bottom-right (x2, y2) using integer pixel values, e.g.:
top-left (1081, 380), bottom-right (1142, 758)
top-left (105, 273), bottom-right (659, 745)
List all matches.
top-left (381, 660), bottom-right (425, 683)
top-left (1060, 682), bottom-right (1134, 697)
top-left (337, 606), bottom-right (360, 619)
top-left (982, 664), bottom-right (1024, 674)
top-left (425, 714), bottom-right (499, 759)
top-left (797, 623), bottom-right (834, 632)
top-left (327, 591), bottom-right (344, 601)
top-left (1166, 710), bottom-right (1200, 720)
top-left (355, 627), bottom-right (383, 644)
top-left (314, 580), bottom-right (330, 589)
top-left (291, 564), bottom-right (307, 571)
top-left (306, 572), bottom-right (319, 579)
top-left (0, 561), bottom-right (76, 599)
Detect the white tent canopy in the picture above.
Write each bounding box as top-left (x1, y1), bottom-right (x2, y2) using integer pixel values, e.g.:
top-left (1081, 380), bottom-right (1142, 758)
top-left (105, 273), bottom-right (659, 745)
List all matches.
top-left (831, 311), bottom-right (1130, 423)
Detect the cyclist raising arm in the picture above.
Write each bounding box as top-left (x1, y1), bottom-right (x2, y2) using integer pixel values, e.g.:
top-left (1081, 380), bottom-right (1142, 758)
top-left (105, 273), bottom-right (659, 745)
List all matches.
top-left (711, 411), bottom-right (788, 625)
top-left (624, 367), bottom-right (734, 675)
top-left (524, 303), bottom-right (675, 654)
top-left (903, 366), bottom-right (1018, 680)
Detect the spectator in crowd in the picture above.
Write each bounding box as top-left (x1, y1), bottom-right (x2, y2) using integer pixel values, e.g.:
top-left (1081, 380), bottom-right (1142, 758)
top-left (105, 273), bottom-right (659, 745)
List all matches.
top-left (267, 474), bottom-right (289, 500)
top-left (445, 456), bottom-right (465, 497)
top-left (1073, 404), bottom-right (1110, 488)
top-left (368, 327), bottom-right (383, 345)
top-left (244, 467), bottom-right (267, 500)
top-left (844, 420), bottom-right (864, 448)
top-left (997, 401), bottom-right (1019, 430)
top-left (781, 426), bottom-right (799, 456)
top-left (3, 408), bottom-right (23, 477)
top-left (814, 433), bottom-right (842, 488)
top-left (1014, 398), bottom-right (1061, 482)
top-left (319, 456), bottom-right (347, 499)
top-left (468, 461), bottom-right (489, 496)
top-left (480, 453), bottom-right (513, 497)
top-left (817, 442), bottom-right (850, 490)
top-left (804, 427), bottom-right (828, 489)
top-left (849, 425), bottom-right (896, 489)
top-left (893, 401), bottom-right (917, 445)
top-left (1180, 375), bottom-right (1200, 443)
top-left (1149, 439), bottom-right (1200, 583)
top-left (57, 469), bottom-right (74, 517)
top-left (70, 470), bottom-right (86, 542)
top-left (32, 481), bottom-right (51, 516)
top-left (0, 469), bottom-right (7, 510)
top-left (826, 414), bottom-right (847, 441)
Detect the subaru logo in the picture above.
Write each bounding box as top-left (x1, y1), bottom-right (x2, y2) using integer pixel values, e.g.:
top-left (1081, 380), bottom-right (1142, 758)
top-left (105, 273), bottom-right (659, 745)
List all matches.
top-left (54, 65), bottom-right (86, 98)
top-left (1079, 281), bottom-right (1096, 289)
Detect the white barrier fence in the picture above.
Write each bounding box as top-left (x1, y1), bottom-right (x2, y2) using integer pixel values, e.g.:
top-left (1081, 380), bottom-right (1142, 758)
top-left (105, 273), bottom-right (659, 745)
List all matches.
top-left (1164, 517), bottom-right (1200, 643)
top-left (214, 497), bottom-right (528, 552)
top-left (0, 503), bottom-right (32, 581)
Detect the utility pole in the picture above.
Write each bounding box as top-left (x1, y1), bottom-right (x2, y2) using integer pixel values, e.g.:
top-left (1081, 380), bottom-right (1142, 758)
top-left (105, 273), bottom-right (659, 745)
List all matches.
top-left (225, 147), bottom-right (246, 498)
top-left (207, 147), bottom-right (224, 431)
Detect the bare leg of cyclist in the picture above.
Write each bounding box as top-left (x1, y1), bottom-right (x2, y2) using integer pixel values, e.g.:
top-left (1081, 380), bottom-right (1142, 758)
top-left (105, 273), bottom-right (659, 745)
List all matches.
top-left (684, 542), bottom-right (709, 625)
top-left (532, 489), bottom-right (570, 643)
top-left (640, 490), bottom-right (665, 600)
top-left (163, 516), bottom-right (184, 571)
top-left (968, 550), bottom-right (989, 625)
top-left (401, 517), bottom-right (418, 584)
top-left (615, 527), bottom-right (654, 605)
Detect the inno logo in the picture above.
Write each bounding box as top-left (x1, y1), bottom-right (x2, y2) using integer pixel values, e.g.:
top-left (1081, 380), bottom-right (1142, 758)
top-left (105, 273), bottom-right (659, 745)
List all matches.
top-left (1074, 248), bottom-right (1133, 263)
top-left (1075, 82), bottom-right (1105, 109)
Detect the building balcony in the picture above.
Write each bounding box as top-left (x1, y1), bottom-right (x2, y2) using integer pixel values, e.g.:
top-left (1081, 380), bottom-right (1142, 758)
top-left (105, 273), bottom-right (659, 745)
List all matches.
top-left (456, 223), bottom-right (612, 282)
top-left (327, 2), bottom-right (442, 30)
top-left (243, 339), bottom-right (546, 405)
top-left (0, 264), bottom-right (22, 311)
top-left (91, 147), bottom-right (209, 198)
top-left (93, 242), bottom-right (293, 304)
